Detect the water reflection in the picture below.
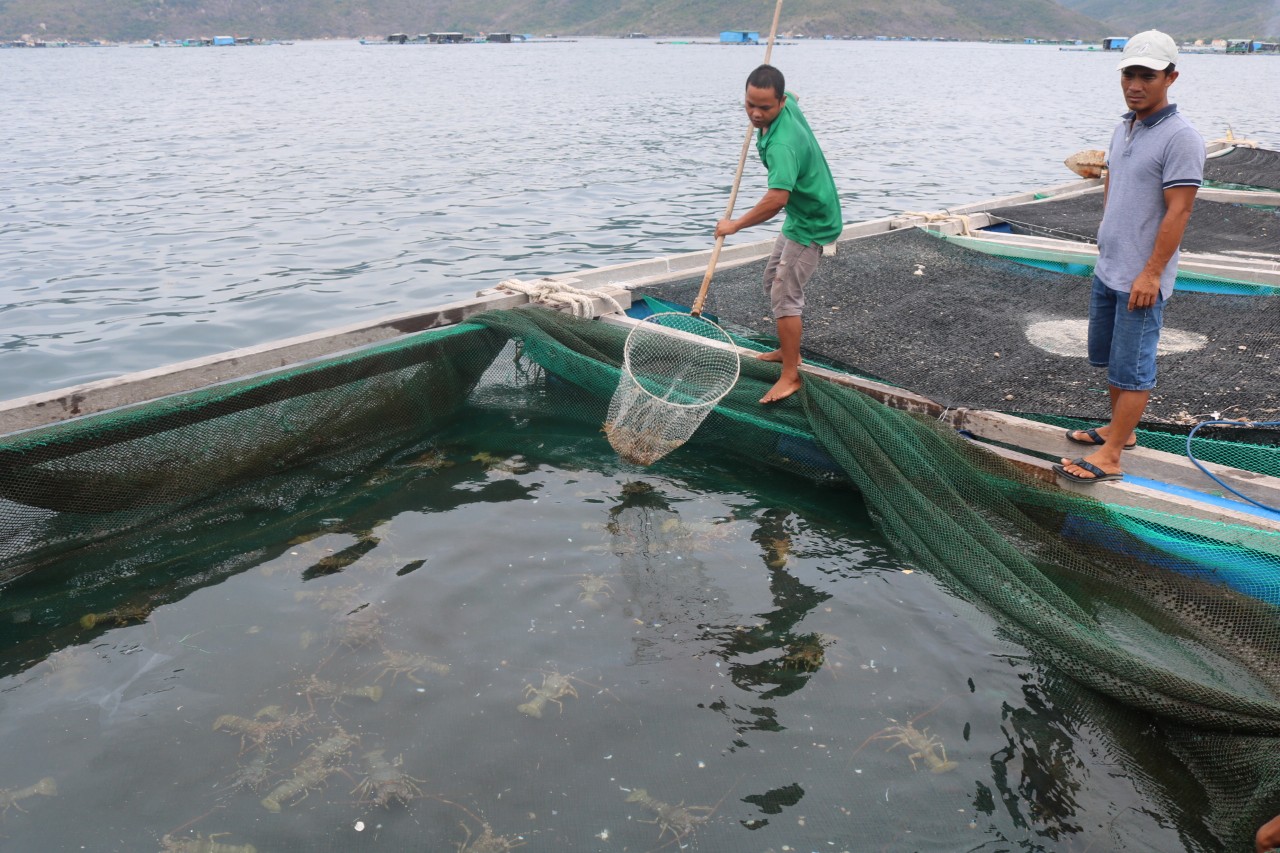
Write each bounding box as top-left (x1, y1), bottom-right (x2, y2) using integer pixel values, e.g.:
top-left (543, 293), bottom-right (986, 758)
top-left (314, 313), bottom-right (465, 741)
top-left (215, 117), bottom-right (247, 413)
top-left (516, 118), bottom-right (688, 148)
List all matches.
top-left (725, 508), bottom-right (834, 701)
top-left (985, 682), bottom-right (1086, 843)
top-left (604, 480), bottom-right (737, 665)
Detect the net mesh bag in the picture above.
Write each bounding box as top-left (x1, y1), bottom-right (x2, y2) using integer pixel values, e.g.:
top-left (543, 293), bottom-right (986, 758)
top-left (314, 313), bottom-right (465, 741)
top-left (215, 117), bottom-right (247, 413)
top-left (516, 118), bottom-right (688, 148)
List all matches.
top-left (605, 312), bottom-right (740, 465)
top-left (2, 305), bottom-right (1280, 848)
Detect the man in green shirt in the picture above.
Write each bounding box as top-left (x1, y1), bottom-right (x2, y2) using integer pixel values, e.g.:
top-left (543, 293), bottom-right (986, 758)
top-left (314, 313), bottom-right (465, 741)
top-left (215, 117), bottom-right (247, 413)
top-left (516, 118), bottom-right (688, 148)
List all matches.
top-left (716, 64), bottom-right (843, 403)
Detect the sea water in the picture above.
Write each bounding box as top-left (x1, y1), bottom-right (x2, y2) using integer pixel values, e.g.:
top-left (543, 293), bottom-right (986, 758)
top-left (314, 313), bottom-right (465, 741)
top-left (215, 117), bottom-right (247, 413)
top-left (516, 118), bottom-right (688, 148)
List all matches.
top-left (0, 411), bottom-right (1196, 851)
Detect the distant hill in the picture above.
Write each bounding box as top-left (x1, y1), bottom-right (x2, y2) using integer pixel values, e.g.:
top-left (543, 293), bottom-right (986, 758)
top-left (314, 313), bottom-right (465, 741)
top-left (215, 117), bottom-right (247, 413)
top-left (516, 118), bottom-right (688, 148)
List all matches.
top-left (1054, 0), bottom-right (1279, 40)
top-left (2, 0), bottom-right (1110, 43)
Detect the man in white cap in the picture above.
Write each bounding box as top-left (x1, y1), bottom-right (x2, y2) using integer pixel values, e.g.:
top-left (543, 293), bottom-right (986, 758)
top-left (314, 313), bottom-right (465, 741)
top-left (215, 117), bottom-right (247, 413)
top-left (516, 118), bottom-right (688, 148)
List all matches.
top-left (1056, 30), bottom-right (1204, 484)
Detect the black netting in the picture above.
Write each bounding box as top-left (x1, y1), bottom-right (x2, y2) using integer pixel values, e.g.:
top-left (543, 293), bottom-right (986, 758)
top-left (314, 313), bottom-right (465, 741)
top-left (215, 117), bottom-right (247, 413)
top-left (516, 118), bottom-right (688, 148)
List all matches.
top-left (636, 228), bottom-right (1280, 425)
top-left (1205, 145), bottom-right (1280, 190)
top-left (987, 193), bottom-right (1280, 256)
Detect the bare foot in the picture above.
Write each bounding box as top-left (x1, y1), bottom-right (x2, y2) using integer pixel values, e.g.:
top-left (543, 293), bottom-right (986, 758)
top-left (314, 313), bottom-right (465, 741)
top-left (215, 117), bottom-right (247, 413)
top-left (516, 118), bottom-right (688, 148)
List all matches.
top-left (760, 375), bottom-right (802, 404)
top-left (757, 349), bottom-right (784, 363)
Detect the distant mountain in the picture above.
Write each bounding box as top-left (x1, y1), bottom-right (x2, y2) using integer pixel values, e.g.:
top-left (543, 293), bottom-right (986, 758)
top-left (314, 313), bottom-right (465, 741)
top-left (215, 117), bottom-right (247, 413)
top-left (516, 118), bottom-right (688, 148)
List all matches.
top-left (581, 0), bottom-right (1107, 40)
top-left (1054, 0), bottom-right (1279, 40)
top-left (1, 0), bottom-right (1110, 43)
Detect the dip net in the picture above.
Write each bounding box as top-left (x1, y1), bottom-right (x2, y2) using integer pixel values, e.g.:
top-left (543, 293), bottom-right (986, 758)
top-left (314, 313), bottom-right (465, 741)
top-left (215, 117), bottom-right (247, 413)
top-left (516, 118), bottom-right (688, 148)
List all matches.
top-left (2, 305), bottom-right (1279, 849)
top-left (605, 312), bottom-right (740, 465)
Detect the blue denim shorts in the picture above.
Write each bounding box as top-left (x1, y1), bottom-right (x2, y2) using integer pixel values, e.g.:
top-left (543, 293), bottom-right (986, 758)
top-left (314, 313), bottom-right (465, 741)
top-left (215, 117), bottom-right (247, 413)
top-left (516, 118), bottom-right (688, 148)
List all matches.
top-left (1087, 275), bottom-right (1165, 391)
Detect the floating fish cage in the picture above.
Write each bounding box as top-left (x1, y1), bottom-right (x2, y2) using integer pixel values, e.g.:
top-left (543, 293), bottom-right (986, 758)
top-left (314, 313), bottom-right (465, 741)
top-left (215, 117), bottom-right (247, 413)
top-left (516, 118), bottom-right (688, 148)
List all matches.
top-left (2, 298), bottom-right (1280, 851)
top-left (4, 143), bottom-right (1280, 849)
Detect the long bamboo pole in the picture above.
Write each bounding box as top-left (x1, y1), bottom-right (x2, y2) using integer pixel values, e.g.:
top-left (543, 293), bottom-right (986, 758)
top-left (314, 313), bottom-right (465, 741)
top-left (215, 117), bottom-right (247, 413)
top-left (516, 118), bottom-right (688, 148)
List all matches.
top-left (690, 0), bottom-right (785, 317)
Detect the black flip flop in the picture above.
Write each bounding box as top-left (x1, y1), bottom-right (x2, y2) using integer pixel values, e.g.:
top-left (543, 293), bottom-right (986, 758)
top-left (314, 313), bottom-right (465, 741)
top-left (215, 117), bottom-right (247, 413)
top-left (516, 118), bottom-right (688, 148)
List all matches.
top-left (1065, 428), bottom-right (1137, 450)
top-left (1053, 458), bottom-right (1124, 483)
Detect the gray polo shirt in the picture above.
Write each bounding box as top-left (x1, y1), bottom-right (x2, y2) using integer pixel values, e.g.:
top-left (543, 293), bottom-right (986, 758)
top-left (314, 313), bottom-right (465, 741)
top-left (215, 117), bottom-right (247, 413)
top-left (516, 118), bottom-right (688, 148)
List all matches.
top-left (1096, 104), bottom-right (1204, 300)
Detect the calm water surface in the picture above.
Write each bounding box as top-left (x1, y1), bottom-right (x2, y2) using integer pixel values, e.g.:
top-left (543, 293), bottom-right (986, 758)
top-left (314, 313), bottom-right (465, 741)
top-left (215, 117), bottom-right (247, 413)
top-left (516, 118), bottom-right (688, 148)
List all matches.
top-left (0, 413), bottom-right (1192, 851)
top-left (2, 39), bottom-right (1278, 400)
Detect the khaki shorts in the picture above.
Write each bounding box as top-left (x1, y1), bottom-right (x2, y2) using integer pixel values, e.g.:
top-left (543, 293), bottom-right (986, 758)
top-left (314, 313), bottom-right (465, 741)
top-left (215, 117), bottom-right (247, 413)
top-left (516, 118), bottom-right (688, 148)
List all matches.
top-left (763, 235), bottom-right (821, 318)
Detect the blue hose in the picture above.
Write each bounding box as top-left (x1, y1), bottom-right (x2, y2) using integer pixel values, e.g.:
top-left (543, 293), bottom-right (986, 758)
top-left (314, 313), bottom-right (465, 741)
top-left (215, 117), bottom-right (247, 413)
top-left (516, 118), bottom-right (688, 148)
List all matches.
top-left (1184, 420), bottom-right (1280, 514)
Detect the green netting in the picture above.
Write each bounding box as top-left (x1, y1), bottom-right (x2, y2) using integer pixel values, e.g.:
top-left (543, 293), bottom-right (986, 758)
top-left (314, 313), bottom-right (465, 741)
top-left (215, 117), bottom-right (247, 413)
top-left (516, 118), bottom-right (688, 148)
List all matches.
top-left (1024, 412), bottom-right (1280, 479)
top-left (2, 306), bottom-right (1280, 847)
top-left (0, 324), bottom-right (506, 574)
top-left (1106, 509), bottom-right (1280, 604)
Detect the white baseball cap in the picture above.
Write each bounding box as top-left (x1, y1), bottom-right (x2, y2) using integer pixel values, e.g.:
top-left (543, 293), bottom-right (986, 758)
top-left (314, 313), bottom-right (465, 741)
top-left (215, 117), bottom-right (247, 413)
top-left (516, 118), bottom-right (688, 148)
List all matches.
top-left (1117, 30), bottom-right (1178, 70)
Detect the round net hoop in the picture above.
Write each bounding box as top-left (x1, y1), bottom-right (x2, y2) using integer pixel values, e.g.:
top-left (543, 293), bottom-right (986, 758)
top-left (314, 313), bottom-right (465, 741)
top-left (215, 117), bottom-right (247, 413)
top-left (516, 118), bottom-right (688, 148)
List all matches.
top-left (605, 312), bottom-right (741, 465)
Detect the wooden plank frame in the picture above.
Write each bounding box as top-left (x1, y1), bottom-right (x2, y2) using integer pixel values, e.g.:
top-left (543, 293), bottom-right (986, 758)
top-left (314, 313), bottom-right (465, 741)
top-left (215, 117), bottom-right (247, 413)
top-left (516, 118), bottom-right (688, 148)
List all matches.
top-left (0, 172), bottom-right (1109, 437)
top-left (935, 230), bottom-right (1280, 287)
top-left (0, 285), bottom-right (631, 437)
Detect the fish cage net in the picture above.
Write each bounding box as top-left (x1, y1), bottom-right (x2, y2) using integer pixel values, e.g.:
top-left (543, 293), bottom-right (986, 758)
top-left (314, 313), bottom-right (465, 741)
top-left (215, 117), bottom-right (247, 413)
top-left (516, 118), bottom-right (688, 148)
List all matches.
top-left (640, 226), bottom-right (1280, 443)
top-left (1205, 145), bottom-right (1280, 191)
top-left (986, 193), bottom-right (1280, 257)
top-left (2, 306), bottom-right (1280, 847)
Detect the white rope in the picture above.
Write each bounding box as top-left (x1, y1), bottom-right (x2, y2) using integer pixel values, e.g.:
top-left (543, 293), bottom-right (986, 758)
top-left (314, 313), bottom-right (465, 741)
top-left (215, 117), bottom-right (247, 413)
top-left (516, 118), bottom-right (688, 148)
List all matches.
top-left (496, 278), bottom-right (625, 318)
top-left (1207, 138), bottom-right (1260, 149)
top-left (1208, 126), bottom-right (1260, 149)
top-left (902, 211), bottom-right (974, 236)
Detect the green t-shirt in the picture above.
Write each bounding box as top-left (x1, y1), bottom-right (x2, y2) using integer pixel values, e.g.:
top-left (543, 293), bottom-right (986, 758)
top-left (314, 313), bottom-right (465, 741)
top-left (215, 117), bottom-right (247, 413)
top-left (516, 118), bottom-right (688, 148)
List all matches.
top-left (756, 92), bottom-right (842, 246)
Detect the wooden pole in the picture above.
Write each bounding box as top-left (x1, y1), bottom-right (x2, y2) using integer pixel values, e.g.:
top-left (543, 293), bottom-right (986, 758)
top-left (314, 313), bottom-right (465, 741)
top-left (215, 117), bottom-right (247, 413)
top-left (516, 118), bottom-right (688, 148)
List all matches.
top-left (691, 0), bottom-right (785, 317)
